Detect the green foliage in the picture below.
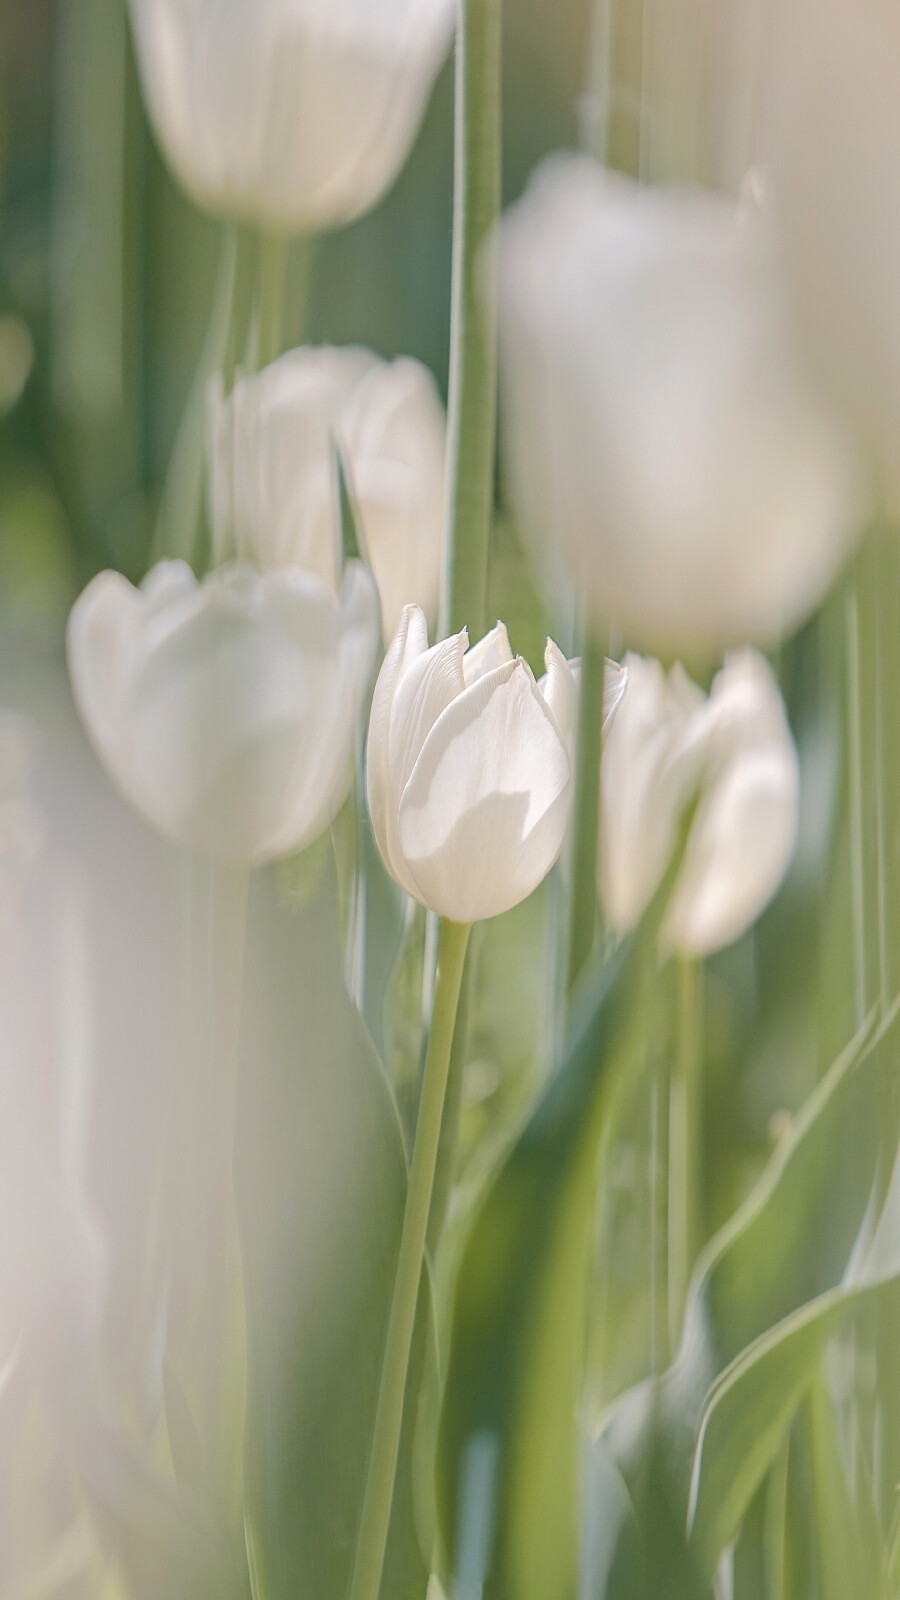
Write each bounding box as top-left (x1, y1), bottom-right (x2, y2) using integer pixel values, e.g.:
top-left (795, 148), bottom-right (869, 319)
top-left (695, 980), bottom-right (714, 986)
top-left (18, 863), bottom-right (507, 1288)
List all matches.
top-left (592, 1002), bottom-right (900, 1596)
top-left (436, 925), bottom-right (656, 1600)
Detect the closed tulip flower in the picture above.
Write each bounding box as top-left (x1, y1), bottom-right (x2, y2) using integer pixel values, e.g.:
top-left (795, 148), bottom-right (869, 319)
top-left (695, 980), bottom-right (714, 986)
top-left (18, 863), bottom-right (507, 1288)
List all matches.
top-left (367, 610), bottom-right (575, 922)
top-left (207, 347), bottom-right (446, 640)
top-left (498, 155), bottom-right (865, 657)
top-left (602, 650), bottom-right (799, 954)
top-left (127, 0), bottom-right (456, 231)
top-left (67, 558), bottom-right (378, 864)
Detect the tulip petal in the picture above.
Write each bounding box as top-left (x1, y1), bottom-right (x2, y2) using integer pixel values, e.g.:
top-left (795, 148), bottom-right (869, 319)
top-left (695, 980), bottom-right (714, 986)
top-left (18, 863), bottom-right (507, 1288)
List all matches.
top-left (398, 658), bottom-right (571, 922)
top-left (462, 621), bottom-right (514, 686)
top-left (67, 570), bottom-right (144, 803)
top-left (261, 564), bottom-right (379, 859)
top-left (388, 629), bottom-right (468, 799)
top-left (666, 743), bottom-right (799, 955)
top-left (538, 638), bottom-right (578, 744)
top-left (339, 355), bottom-right (446, 641)
top-left (602, 660), bottom-right (629, 732)
top-left (366, 605), bottom-right (430, 894)
top-left (384, 626), bottom-right (468, 896)
top-left (600, 654), bottom-right (707, 933)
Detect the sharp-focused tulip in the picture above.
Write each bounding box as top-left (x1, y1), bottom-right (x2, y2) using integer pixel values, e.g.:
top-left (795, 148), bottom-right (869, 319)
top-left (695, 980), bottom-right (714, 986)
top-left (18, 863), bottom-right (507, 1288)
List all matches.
top-left (127, 0), bottom-right (456, 231)
top-left (207, 347), bottom-right (446, 640)
top-left (367, 610), bottom-right (575, 922)
top-left (497, 155), bottom-right (865, 657)
top-left (763, 0), bottom-right (900, 482)
top-left (602, 650), bottom-right (799, 954)
top-left (67, 558), bottom-right (378, 864)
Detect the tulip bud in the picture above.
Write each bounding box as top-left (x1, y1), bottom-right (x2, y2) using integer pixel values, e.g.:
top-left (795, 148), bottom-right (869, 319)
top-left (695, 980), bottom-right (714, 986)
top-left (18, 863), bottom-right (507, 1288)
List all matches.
top-left (602, 650), bottom-right (799, 955)
top-left (127, 0), bottom-right (456, 232)
top-left (207, 347), bottom-right (446, 641)
top-left (497, 155), bottom-right (865, 657)
top-left (367, 610), bottom-right (575, 922)
top-left (67, 558), bottom-right (379, 864)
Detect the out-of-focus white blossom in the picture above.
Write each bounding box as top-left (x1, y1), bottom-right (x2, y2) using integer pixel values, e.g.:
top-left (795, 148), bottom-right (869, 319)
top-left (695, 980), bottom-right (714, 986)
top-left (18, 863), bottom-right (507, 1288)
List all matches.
top-left (208, 347), bottom-right (446, 640)
top-left (497, 155), bottom-right (865, 657)
top-left (127, 0), bottom-right (456, 231)
top-left (367, 610), bottom-right (575, 922)
top-left (763, 0), bottom-right (900, 483)
top-left (67, 558), bottom-right (378, 863)
top-left (602, 650), bottom-right (799, 954)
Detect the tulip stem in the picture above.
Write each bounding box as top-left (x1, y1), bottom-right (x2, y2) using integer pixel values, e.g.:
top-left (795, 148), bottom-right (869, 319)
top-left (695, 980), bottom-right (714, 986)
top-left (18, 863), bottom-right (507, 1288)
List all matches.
top-left (152, 223), bottom-right (240, 565)
top-left (426, 937), bottom-right (474, 1256)
top-left (668, 954), bottom-right (703, 1349)
top-left (567, 637), bottom-right (607, 993)
top-left (256, 232), bottom-right (289, 370)
top-left (349, 918), bottom-right (471, 1600)
top-left (441, 0), bottom-right (502, 640)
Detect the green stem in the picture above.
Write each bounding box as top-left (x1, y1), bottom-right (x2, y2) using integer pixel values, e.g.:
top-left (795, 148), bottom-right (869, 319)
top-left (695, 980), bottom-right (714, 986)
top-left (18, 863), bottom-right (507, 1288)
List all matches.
top-left (441, 0), bottom-right (502, 640)
top-left (846, 587), bottom-right (868, 1028)
top-left (222, 225), bottom-right (257, 391)
top-left (873, 529), bottom-right (891, 1017)
top-left (349, 919), bottom-right (472, 1600)
top-left (648, 1057), bottom-right (670, 1375)
top-left (668, 955), bottom-right (703, 1348)
top-left (255, 231), bottom-right (290, 371)
top-left (567, 638), bottom-right (606, 993)
top-left (581, 0), bottom-right (612, 160)
top-left (152, 223), bottom-right (239, 566)
top-left (426, 940), bottom-right (474, 1257)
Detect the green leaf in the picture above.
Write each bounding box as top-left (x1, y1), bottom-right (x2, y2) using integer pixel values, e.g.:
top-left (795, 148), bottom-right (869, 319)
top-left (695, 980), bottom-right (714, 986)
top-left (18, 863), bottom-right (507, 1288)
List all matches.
top-left (804, 1373), bottom-right (891, 1600)
top-left (236, 862), bottom-right (434, 1600)
top-left (436, 929), bottom-right (653, 1600)
top-left (594, 1002), bottom-right (900, 1593)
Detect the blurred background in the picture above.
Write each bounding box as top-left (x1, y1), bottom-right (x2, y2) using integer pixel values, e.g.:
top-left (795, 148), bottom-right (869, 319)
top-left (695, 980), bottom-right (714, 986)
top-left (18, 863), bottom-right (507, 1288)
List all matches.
top-left (0, 2), bottom-right (887, 1595)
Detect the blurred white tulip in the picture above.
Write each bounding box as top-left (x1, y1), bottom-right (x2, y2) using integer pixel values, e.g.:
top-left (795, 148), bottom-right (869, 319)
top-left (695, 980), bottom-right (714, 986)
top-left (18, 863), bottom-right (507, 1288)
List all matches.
top-left (367, 610), bottom-right (574, 922)
top-left (763, 0), bottom-right (900, 483)
top-left (67, 558), bottom-right (378, 863)
top-left (497, 155), bottom-right (865, 657)
top-left (208, 346), bottom-right (446, 640)
top-left (127, 0), bottom-right (456, 231)
top-left (602, 650), bottom-right (799, 954)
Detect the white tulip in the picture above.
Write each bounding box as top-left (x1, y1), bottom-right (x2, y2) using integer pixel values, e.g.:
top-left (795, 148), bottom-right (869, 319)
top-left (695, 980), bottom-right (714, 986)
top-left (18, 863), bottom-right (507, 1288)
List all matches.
top-left (602, 650), bottom-right (799, 955)
top-left (762, 0), bottom-right (900, 482)
top-left (207, 347), bottom-right (446, 640)
top-left (367, 610), bottom-right (575, 922)
top-left (497, 155), bottom-right (865, 657)
top-left (67, 558), bottom-right (378, 864)
top-left (127, 0), bottom-right (456, 231)
top-left (551, 657), bottom-right (629, 750)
